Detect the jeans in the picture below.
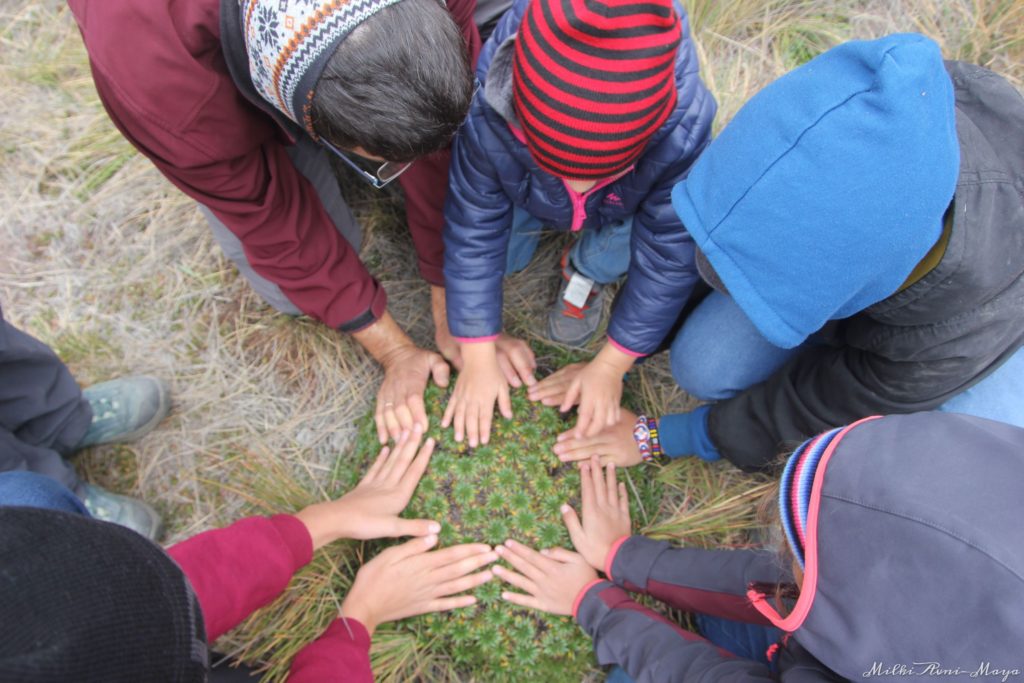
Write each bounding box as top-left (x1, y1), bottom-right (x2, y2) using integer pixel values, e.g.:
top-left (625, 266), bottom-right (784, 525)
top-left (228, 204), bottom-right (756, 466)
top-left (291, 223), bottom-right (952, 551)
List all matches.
top-left (670, 291), bottom-right (1024, 427)
top-left (605, 614), bottom-right (781, 681)
top-left (505, 206), bottom-right (632, 284)
top-left (0, 471), bottom-right (88, 514)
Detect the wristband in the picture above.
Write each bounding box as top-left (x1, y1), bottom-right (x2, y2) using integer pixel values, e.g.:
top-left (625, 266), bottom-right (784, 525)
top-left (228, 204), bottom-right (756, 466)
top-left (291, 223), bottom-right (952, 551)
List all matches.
top-left (633, 415), bottom-right (662, 462)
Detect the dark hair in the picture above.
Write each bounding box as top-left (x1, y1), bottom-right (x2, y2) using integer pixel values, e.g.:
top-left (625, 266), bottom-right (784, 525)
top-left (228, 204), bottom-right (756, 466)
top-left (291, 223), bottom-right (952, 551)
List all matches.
top-left (310, 0), bottom-right (474, 163)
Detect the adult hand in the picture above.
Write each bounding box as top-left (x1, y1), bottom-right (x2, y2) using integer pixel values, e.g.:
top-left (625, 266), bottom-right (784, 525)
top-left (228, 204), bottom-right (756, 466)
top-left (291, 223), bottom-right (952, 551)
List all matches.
top-left (493, 539), bottom-right (597, 616)
top-left (339, 536), bottom-right (498, 636)
top-left (352, 311), bottom-right (451, 444)
top-left (441, 342), bottom-right (511, 447)
top-left (562, 344), bottom-right (634, 438)
top-left (561, 457), bottom-right (631, 571)
top-left (527, 362), bottom-right (585, 407)
top-left (295, 426), bottom-right (439, 549)
top-left (495, 334), bottom-right (537, 389)
top-left (553, 409), bottom-right (643, 467)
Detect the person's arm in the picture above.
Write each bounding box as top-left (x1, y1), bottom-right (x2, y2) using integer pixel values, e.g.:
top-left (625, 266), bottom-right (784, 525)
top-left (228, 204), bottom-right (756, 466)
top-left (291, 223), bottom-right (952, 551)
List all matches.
top-left (706, 337), bottom-right (1017, 471)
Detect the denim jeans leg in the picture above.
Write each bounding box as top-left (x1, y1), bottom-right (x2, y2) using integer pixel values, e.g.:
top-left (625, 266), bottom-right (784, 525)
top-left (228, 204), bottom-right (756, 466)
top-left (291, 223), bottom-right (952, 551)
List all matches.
top-left (670, 291), bottom-right (805, 401)
top-left (694, 613), bottom-right (783, 669)
top-left (570, 217), bottom-right (633, 284)
top-left (0, 471), bottom-right (89, 515)
top-left (505, 205), bottom-right (544, 274)
top-left (937, 345), bottom-right (1024, 428)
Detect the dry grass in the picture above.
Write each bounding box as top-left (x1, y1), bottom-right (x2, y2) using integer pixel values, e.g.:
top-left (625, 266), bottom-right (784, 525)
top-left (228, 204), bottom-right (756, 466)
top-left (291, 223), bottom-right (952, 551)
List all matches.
top-left (1, 0), bottom-right (1021, 678)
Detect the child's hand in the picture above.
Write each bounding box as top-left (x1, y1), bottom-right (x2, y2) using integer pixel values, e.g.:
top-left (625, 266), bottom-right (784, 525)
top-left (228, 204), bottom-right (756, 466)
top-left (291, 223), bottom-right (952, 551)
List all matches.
top-left (442, 341), bottom-right (512, 447)
top-left (553, 409), bottom-right (643, 467)
top-left (495, 334), bottom-right (538, 389)
top-left (562, 345), bottom-right (634, 438)
top-left (561, 458), bottom-right (631, 571)
top-left (294, 426), bottom-right (439, 548)
top-left (493, 539), bottom-right (597, 616)
top-left (340, 535), bottom-right (498, 635)
top-left (527, 362), bottom-right (585, 406)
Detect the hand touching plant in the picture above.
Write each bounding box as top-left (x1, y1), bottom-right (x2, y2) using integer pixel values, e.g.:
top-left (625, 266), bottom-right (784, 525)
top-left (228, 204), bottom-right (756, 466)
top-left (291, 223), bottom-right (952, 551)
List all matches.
top-left (295, 425), bottom-right (439, 549)
top-left (553, 409), bottom-right (644, 467)
top-left (561, 457), bottom-right (632, 571)
top-left (340, 535), bottom-right (498, 635)
top-left (493, 539), bottom-right (597, 615)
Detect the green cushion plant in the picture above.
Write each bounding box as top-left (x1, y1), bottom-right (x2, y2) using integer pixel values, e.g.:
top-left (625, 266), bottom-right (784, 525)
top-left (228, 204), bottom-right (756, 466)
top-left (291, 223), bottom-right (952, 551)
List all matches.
top-left (339, 384), bottom-right (662, 682)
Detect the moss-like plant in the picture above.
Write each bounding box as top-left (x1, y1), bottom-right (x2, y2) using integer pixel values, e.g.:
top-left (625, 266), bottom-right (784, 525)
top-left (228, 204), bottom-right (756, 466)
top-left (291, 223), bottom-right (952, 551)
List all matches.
top-left (337, 383), bottom-right (661, 683)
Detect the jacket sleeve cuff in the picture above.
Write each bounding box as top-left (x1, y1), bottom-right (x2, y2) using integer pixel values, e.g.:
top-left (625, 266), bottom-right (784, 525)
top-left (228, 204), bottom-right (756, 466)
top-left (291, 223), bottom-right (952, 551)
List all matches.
top-left (454, 335), bottom-right (499, 343)
top-left (607, 336), bottom-right (647, 359)
top-left (268, 514), bottom-right (315, 571)
top-left (603, 535), bottom-right (631, 581)
top-left (659, 405), bottom-right (721, 461)
top-left (336, 287), bottom-right (388, 333)
top-left (573, 579), bottom-right (613, 621)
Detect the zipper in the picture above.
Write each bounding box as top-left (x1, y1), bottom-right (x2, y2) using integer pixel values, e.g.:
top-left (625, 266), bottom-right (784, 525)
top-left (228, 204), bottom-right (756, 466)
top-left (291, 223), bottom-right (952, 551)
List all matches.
top-left (563, 166), bottom-right (634, 232)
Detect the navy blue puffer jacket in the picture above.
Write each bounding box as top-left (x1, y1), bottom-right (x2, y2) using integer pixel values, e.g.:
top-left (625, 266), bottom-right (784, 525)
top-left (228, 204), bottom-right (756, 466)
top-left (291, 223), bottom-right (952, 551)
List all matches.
top-left (442, 0), bottom-right (716, 353)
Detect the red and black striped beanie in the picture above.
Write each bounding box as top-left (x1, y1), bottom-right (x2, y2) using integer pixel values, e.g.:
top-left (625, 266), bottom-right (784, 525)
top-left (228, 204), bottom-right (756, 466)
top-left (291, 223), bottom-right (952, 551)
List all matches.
top-left (512, 0), bottom-right (681, 179)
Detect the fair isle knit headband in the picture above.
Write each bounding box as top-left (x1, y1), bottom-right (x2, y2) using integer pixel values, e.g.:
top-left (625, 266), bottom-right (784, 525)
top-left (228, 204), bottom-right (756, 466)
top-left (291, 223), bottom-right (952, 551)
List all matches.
top-left (242, 0), bottom-right (407, 135)
top-left (779, 427), bottom-right (844, 569)
top-left (512, 0), bottom-right (681, 179)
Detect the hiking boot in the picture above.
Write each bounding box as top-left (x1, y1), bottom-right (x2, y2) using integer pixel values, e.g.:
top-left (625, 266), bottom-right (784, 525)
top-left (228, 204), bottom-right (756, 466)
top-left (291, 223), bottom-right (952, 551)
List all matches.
top-left (79, 482), bottom-right (164, 540)
top-left (547, 251), bottom-right (606, 347)
top-left (77, 376), bottom-right (171, 449)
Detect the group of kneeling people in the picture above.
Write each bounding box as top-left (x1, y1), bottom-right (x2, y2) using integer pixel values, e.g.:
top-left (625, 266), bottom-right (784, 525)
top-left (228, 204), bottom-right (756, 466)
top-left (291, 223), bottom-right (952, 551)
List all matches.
top-left (2, 0), bottom-right (1024, 678)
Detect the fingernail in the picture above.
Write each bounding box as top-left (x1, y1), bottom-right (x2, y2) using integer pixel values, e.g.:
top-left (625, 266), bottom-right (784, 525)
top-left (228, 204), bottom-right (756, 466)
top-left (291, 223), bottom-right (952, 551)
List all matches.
top-left (540, 548), bottom-right (550, 556)
top-left (505, 539), bottom-right (516, 548)
top-left (424, 535), bottom-right (437, 546)
top-left (428, 522), bottom-right (441, 533)
top-left (494, 545), bottom-right (504, 555)
top-left (492, 565), bottom-right (503, 574)
top-left (414, 423), bottom-right (424, 434)
top-left (560, 504), bottom-right (570, 513)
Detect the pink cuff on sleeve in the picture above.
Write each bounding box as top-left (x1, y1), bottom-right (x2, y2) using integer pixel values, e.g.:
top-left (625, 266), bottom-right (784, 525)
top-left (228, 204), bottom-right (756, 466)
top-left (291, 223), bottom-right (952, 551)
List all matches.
top-left (454, 335), bottom-right (499, 343)
top-left (607, 336), bottom-right (646, 358)
top-left (604, 535), bottom-right (631, 581)
top-left (572, 579), bottom-right (606, 620)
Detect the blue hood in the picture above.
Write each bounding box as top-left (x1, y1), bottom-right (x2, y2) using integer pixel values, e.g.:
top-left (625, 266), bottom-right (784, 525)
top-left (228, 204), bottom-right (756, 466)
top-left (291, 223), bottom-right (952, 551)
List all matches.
top-left (672, 34), bottom-right (959, 348)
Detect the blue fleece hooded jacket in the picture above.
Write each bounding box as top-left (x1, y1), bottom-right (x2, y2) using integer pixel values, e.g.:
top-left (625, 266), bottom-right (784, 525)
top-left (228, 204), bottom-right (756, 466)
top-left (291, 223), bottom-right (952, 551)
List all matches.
top-left (672, 34), bottom-right (959, 349)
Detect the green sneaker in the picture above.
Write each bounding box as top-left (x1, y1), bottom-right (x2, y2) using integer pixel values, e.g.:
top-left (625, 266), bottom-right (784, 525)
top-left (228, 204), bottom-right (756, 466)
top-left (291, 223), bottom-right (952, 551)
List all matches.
top-left (80, 482), bottom-right (164, 540)
top-left (77, 376), bottom-right (171, 449)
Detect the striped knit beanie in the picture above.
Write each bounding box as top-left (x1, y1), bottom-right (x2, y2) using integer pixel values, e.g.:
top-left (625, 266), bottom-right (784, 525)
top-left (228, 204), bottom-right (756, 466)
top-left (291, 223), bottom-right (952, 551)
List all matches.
top-left (512, 0), bottom-right (681, 179)
top-left (778, 427), bottom-right (844, 569)
top-left (241, 0), bottom-right (407, 135)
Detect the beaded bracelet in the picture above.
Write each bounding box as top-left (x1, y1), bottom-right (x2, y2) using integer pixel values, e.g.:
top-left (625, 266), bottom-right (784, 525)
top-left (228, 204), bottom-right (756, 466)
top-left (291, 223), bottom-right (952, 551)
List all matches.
top-left (633, 414), bottom-right (663, 462)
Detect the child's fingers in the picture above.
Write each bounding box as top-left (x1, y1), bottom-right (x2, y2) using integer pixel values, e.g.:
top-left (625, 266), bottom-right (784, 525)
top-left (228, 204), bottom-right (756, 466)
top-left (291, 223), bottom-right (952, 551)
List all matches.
top-left (540, 547), bottom-right (579, 564)
top-left (441, 394), bottom-right (457, 428)
top-left (560, 504), bottom-right (585, 550)
top-left (497, 353), bottom-right (521, 388)
top-left (382, 534), bottom-right (438, 563)
top-left (497, 385), bottom-right (513, 420)
top-left (400, 437), bottom-right (436, 492)
top-left (436, 568), bottom-right (494, 598)
top-left (391, 517), bottom-right (442, 538)
top-left (424, 543), bottom-right (495, 569)
top-left (363, 445), bottom-right (390, 483)
top-left (579, 460), bottom-right (594, 511)
top-left (379, 425), bottom-right (418, 482)
top-left (501, 590), bottom-right (546, 612)
top-left (508, 347), bottom-right (537, 387)
top-left (492, 565), bottom-right (538, 594)
top-left (466, 402), bottom-right (480, 448)
top-left (453, 400), bottom-right (467, 443)
top-left (431, 548), bottom-right (499, 582)
top-left (425, 594), bottom-right (477, 614)
top-left (554, 435), bottom-right (603, 462)
top-left (619, 482), bottom-right (630, 515)
top-left (589, 455), bottom-right (607, 507)
top-left (561, 378), bottom-right (583, 415)
top-left (497, 540), bottom-right (548, 581)
top-left (606, 462), bottom-right (618, 504)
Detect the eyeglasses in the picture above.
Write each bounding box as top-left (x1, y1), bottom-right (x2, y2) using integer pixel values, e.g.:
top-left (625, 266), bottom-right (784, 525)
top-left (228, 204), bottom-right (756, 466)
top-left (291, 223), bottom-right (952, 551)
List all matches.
top-left (320, 138), bottom-right (412, 189)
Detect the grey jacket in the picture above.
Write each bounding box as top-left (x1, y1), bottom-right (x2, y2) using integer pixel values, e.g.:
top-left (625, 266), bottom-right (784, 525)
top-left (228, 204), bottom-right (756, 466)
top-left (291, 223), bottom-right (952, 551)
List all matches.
top-left (577, 412), bottom-right (1024, 681)
top-left (711, 61), bottom-right (1024, 471)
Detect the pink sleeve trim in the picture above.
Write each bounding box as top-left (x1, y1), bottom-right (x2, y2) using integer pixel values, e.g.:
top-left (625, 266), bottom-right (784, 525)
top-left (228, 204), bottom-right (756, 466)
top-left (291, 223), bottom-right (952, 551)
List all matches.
top-left (572, 578), bottom-right (606, 620)
top-left (604, 535), bottom-right (631, 581)
top-left (454, 335), bottom-right (499, 343)
top-left (607, 336), bottom-right (646, 359)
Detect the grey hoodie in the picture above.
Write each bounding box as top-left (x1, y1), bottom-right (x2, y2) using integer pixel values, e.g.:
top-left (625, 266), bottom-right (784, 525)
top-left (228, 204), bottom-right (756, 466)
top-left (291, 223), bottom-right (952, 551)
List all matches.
top-left (575, 412), bottom-right (1024, 681)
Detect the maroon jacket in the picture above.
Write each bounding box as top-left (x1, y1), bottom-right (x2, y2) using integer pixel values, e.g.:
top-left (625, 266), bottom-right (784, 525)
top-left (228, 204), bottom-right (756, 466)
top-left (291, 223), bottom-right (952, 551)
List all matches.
top-left (67, 0), bottom-right (481, 332)
top-left (168, 514), bottom-right (374, 681)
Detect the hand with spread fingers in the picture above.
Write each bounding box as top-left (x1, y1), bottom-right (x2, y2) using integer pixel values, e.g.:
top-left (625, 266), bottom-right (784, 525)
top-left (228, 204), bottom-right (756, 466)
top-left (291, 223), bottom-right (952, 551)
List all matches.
top-left (527, 361), bottom-right (584, 407)
top-left (295, 425), bottom-right (440, 548)
top-left (340, 535), bottom-right (499, 635)
top-left (492, 539), bottom-right (597, 615)
top-left (442, 341), bottom-right (512, 448)
top-left (552, 409), bottom-right (644, 467)
top-left (561, 457), bottom-right (632, 571)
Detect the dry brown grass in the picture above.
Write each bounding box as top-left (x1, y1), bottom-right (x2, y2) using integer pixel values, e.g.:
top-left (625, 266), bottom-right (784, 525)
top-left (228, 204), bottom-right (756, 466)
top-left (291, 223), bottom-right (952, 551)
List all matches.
top-left (1, 0), bottom-right (1021, 678)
